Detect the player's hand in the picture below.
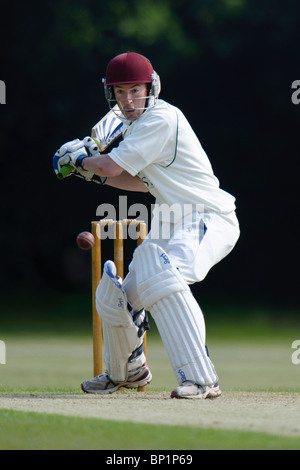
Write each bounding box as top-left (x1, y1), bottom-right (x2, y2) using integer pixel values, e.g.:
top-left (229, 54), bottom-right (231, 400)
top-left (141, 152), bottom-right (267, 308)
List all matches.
top-left (72, 137), bottom-right (106, 185)
top-left (55, 136), bottom-right (100, 171)
top-left (53, 137), bottom-right (105, 183)
top-left (82, 136), bottom-right (101, 156)
top-left (52, 138), bottom-right (86, 177)
top-left (57, 139), bottom-right (90, 170)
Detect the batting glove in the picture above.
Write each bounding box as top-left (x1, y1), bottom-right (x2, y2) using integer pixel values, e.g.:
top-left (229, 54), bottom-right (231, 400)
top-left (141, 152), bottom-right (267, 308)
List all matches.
top-left (72, 137), bottom-right (106, 185)
top-left (58, 139), bottom-right (89, 170)
top-left (52, 138), bottom-right (85, 177)
top-left (53, 137), bottom-right (106, 184)
top-left (74, 137), bottom-right (106, 184)
top-left (83, 136), bottom-right (101, 156)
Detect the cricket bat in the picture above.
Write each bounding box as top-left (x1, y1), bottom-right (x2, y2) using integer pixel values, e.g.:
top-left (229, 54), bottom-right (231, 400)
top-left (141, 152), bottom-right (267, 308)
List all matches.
top-left (56, 105), bottom-right (124, 180)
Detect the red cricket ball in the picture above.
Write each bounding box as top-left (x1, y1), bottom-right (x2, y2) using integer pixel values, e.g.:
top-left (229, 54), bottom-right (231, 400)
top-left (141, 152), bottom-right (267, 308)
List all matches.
top-left (76, 231), bottom-right (95, 250)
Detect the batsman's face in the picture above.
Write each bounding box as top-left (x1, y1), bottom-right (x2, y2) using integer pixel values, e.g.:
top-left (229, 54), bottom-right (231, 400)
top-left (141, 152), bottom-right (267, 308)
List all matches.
top-left (113, 83), bottom-right (148, 120)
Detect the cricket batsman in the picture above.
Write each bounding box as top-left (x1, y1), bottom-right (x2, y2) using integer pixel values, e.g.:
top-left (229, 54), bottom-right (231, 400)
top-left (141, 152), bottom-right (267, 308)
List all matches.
top-left (53, 52), bottom-right (240, 399)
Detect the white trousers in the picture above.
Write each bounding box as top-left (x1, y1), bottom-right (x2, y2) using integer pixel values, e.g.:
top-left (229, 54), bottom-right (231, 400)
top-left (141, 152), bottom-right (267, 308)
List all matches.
top-left (123, 210), bottom-right (240, 311)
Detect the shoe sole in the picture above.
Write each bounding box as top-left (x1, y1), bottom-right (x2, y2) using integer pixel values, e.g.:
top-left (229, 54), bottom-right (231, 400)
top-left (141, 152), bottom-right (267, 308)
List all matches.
top-left (171, 388), bottom-right (222, 400)
top-left (81, 373), bottom-right (152, 395)
top-left (81, 383), bottom-right (120, 394)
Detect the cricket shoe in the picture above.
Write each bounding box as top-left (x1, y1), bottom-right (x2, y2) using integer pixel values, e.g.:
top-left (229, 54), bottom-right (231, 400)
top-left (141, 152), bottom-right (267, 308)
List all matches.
top-left (171, 381), bottom-right (222, 399)
top-left (81, 362), bottom-right (152, 394)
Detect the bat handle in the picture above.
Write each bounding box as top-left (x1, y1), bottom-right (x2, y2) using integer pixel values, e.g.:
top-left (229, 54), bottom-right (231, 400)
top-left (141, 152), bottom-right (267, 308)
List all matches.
top-left (56, 165), bottom-right (74, 180)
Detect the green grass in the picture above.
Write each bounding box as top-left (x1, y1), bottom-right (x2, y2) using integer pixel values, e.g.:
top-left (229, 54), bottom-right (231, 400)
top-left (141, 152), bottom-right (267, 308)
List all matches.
top-left (0, 409), bottom-right (299, 450)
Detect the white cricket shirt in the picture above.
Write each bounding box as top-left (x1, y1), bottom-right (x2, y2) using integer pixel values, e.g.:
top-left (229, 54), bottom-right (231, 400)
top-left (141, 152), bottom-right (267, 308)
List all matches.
top-left (109, 100), bottom-right (236, 222)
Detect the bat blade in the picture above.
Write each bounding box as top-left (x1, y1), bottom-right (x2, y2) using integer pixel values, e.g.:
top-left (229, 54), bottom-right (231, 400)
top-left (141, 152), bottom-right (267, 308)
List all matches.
top-left (91, 105), bottom-right (124, 151)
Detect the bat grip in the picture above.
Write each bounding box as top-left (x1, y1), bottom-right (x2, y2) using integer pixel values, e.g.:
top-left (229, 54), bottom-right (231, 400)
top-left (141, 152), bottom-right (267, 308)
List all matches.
top-left (56, 165), bottom-right (74, 180)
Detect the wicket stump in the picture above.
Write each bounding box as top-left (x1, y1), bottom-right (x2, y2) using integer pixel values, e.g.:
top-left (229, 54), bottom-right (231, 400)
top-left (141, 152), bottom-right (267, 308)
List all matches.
top-left (91, 219), bottom-right (148, 392)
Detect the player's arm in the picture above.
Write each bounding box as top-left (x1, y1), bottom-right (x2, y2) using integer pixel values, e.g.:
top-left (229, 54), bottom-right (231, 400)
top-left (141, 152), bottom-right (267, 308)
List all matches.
top-left (82, 153), bottom-right (148, 192)
top-left (53, 139), bottom-right (148, 191)
top-left (105, 172), bottom-right (149, 192)
top-left (82, 153), bottom-right (123, 177)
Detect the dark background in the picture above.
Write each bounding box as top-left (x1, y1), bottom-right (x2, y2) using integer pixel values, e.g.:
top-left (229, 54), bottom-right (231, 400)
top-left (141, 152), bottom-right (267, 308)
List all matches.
top-left (0, 0), bottom-right (299, 320)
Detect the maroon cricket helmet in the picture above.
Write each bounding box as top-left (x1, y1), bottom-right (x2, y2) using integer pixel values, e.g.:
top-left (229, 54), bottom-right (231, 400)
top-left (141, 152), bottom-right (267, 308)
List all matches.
top-left (105, 52), bottom-right (154, 86)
